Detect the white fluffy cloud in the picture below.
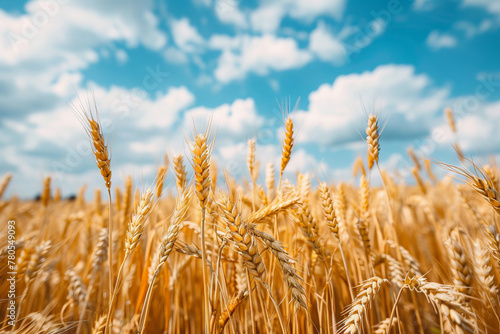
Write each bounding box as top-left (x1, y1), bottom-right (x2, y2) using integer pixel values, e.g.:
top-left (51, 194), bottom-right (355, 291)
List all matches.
top-left (0, 0), bottom-right (167, 120)
top-left (426, 31), bottom-right (458, 50)
top-left (250, 0), bottom-right (346, 33)
top-left (170, 18), bottom-right (205, 53)
top-left (293, 64), bottom-right (450, 146)
top-left (433, 100), bottom-right (500, 154)
top-left (182, 98), bottom-right (264, 140)
top-left (309, 22), bottom-right (347, 66)
top-left (213, 34), bottom-right (312, 83)
top-left (0, 0), bottom-right (166, 67)
top-left (214, 0), bottom-right (248, 29)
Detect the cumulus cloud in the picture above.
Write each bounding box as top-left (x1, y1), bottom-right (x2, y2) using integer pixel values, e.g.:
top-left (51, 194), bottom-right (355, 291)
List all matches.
top-left (433, 100), bottom-right (500, 154)
top-left (0, 0), bottom-right (167, 121)
top-left (426, 31), bottom-right (458, 50)
top-left (214, 0), bottom-right (248, 29)
top-left (308, 21), bottom-right (347, 66)
top-left (0, 0), bottom-right (166, 66)
top-left (293, 64), bottom-right (450, 147)
top-left (250, 0), bottom-right (346, 33)
top-left (170, 17), bottom-right (205, 53)
top-left (182, 98), bottom-right (264, 140)
top-left (213, 34), bottom-right (312, 83)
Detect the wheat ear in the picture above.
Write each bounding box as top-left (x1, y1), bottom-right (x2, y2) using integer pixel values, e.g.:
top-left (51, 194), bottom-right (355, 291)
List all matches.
top-left (155, 165), bottom-right (167, 199)
top-left (440, 162), bottom-right (500, 215)
top-left (74, 100), bottom-right (114, 311)
top-left (485, 225), bottom-right (500, 265)
top-left (445, 108), bottom-right (456, 133)
top-left (319, 182), bottom-right (355, 299)
top-left (266, 163), bottom-right (275, 200)
top-left (188, 130), bottom-right (213, 332)
top-left (446, 231), bottom-right (472, 299)
top-left (91, 315), bottom-right (107, 334)
top-left (0, 172), bottom-right (12, 199)
top-left (105, 187), bottom-right (155, 333)
top-left (247, 138), bottom-right (258, 183)
top-left (75, 102), bottom-right (112, 190)
top-left (138, 188), bottom-right (192, 334)
top-left (483, 164), bottom-right (499, 191)
top-left (279, 117), bottom-right (294, 187)
top-left (41, 176), bottom-right (51, 208)
top-left (173, 154), bottom-right (187, 192)
top-left (374, 317), bottom-right (399, 334)
top-left (353, 156), bottom-right (366, 177)
top-left (245, 191), bottom-right (300, 224)
top-left (217, 196), bottom-right (266, 282)
top-left (472, 240), bottom-right (498, 299)
top-left (339, 277), bottom-right (389, 334)
top-left (403, 275), bottom-right (476, 334)
top-left (366, 113), bottom-right (380, 170)
top-left (252, 228), bottom-right (307, 312)
top-left (218, 290), bottom-right (248, 333)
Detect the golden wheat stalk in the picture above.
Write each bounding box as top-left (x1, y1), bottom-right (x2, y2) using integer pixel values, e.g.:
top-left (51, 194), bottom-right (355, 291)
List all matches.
top-left (440, 161), bottom-right (500, 215)
top-left (353, 156), bottom-right (366, 177)
top-left (217, 196), bottom-right (266, 282)
top-left (173, 154), bottom-right (187, 192)
top-left (403, 275), bottom-right (476, 334)
top-left (251, 228), bottom-right (307, 312)
top-left (188, 128), bottom-right (214, 332)
top-left (245, 191), bottom-right (300, 224)
top-left (266, 163), bottom-right (275, 200)
top-left (279, 116), bottom-right (294, 187)
top-left (155, 165), bottom-right (168, 199)
top-left (247, 138), bottom-right (257, 183)
top-left (0, 172), bottom-right (12, 199)
top-left (339, 277), bottom-right (389, 334)
top-left (218, 290), bottom-right (248, 333)
top-left (445, 108), bottom-right (456, 134)
top-left (138, 188), bottom-right (192, 333)
top-left (366, 113), bottom-right (380, 170)
top-left (105, 186), bottom-right (155, 333)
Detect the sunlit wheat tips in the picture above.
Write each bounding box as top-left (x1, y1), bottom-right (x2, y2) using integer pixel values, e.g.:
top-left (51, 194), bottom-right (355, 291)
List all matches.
top-left (318, 182), bottom-right (339, 239)
top-left (189, 132), bottom-right (213, 209)
top-left (217, 195), bottom-right (266, 282)
top-left (252, 228), bottom-right (307, 312)
top-left (159, 187), bottom-right (192, 267)
top-left (247, 138), bottom-right (258, 182)
top-left (366, 113), bottom-right (380, 170)
top-left (138, 188), bottom-right (193, 333)
top-left (445, 108), bottom-right (456, 134)
top-left (155, 165), bottom-right (167, 199)
top-left (352, 156), bottom-right (366, 177)
top-left (339, 277), bottom-right (388, 334)
top-left (280, 117), bottom-right (294, 180)
top-left (485, 225), bottom-right (500, 264)
top-left (266, 163), bottom-right (275, 199)
top-left (442, 162), bottom-right (500, 215)
top-left (0, 172), bottom-right (12, 199)
top-left (74, 99), bottom-right (112, 189)
top-left (125, 187), bottom-right (155, 254)
top-left (41, 176), bottom-right (51, 208)
top-left (173, 154), bottom-right (187, 192)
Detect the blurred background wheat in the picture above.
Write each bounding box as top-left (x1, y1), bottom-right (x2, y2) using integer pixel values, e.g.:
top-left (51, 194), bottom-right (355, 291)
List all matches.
top-left (2, 0), bottom-right (500, 333)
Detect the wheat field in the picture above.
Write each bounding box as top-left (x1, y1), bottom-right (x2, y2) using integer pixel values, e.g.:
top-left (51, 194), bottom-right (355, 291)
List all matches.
top-left (1, 106), bottom-right (500, 334)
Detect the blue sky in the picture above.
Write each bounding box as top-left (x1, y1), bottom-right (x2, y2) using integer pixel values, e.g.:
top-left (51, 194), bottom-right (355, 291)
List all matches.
top-left (1, 0), bottom-right (500, 198)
